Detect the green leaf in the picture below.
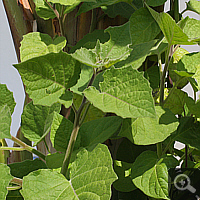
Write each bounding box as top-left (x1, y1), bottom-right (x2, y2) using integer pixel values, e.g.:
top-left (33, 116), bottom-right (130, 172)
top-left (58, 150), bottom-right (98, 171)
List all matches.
top-left (131, 151), bottom-right (178, 199)
top-left (21, 144), bottom-right (117, 199)
top-left (73, 93), bottom-right (105, 123)
top-left (0, 105), bottom-right (12, 139)
top-left (129, 8), bottom-right (160, 45)
top-left (69, 29), bottom-right (109, 53)
top-left (58, 90), bottom-right (73, 108)
top-left (72, 23), bottom-right (131, 68)
top-left (0, 84), bottom-right (16, 115)
top-left (14, 52), bottom-right (81, 106)
top-left (102, 2), bottom-right (135, 19)
top-left (164, 89), bottom-right (190, 115)
top-left (144, 65), bottom-right (160, 89)
top-left (175, 117), bottom-right (200, 150)
top-left (79, 116), bottom-right (122, 147)
top-left (0, 163), bottom-right (13, 200)
top-left (21, 102), bottom-right (61, 145)
top-left (186, 98), bottom-right (200, 118)
top-left (20, 32), bottom-right (66, 62)
top-left (77, 0), bottom-right (121, 16)
top-left (33, 0), bottom-right (56, 20)
top-left (186, 0), bottom-right (200, 14)
top-left (48, 0), bottom-right (95, 6)
top-left (180, 17), bottom-right (200, 42)
top-left (70, 65), bottom-right (93, 95)
top-left (147, 5), bottom-right (193, 45)
top-left (119, 106), bottom-right (179, 145)
top-left (145, 0), bottom-right (167, 6)
top-left (46, 152), bottom-right (65, 169)
top-left (113, 160), bottom-right (136, 192)
top-left (115, 40), bottom-right (157, 69)
top-left (84, 66), bottom-right (156, 118)
top-left (50, 112), bottom-right (81, 152)
top-left (8, 159), bottom-right (47, 178)
top-left (6, 190), bottom-right (23, 200)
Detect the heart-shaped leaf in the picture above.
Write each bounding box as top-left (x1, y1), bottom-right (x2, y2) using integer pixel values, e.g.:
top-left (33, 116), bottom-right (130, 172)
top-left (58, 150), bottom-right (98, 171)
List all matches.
top-left (84, 66), bottom-right (156, 118)
top-left (14, 52), bottom-right (81, 106)
top-left (21, 102), bottom-right (61, 145)
top-left (0, 164), bottom-right (13, 200)
top-left (131, 151), bottom-right (178, 199)
top-left (20, 144), bottom-right (117, 199)
top-left (119, 106), bottom-right (179, 145)
top-left (20, 32), bottom-right (66, 62)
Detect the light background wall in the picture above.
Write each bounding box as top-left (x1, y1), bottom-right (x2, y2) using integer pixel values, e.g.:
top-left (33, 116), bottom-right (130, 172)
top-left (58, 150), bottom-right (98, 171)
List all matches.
top-left (0, 0), bottom-right (199, 148)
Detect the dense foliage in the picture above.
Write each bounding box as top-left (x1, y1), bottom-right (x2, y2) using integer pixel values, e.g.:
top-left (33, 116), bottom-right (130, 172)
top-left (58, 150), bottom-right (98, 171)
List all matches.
top-left (1, 0), bottom-right (200, 199)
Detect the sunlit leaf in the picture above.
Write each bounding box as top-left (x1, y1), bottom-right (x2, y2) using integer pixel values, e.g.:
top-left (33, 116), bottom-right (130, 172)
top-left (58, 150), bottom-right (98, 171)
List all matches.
top-left (84, 66), bottom-right (156, 118)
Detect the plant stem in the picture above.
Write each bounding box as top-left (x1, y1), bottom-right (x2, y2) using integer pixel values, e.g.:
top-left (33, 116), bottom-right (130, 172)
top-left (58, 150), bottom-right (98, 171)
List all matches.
top-left (0, 147), bottom-right (25, 151)
top-left (157, 143), bottom-right (162, 158)
top-left (160, 45), bottom-right (173, 106)
top-left (89, 9), bottom-right (97, 33)
top-left (61, 70), bottom-right (97, 178)
top-left (44, 0), bottom-right (59, 19)
top-left (11, 136), bottom-right (46, 160)
top-left (174, 0), bottom-right (179, 22)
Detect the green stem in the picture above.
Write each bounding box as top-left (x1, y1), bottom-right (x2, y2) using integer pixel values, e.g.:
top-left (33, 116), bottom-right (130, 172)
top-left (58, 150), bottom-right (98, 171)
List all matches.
top-left (44, 138), bottom-right (51, 154)
top-left (157, 143), bottom-right (162, 159)
top-left (79, 102), bottom-right (91, 126)
top-left (10, 177), bottom-right (22, 186)
top-left (130, 3), bottom-right (138, 10)
top-left (11, 136), bottom-right (46, 160)
top-left (61, 70), bottom-right (97, 178)
top-left (174, 0), bottom-right (179, 22)
top-left (44, 0), bottom-right (59, 19)
top-left (89, 9), bottom-right (97, 33)
top-left (0, 147), bottom-right (25, 151)
top-left (160, 45), bottom-right (173, 106)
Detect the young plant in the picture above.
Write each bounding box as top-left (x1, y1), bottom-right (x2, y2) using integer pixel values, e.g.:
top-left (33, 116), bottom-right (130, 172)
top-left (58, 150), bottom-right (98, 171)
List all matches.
top-left (1, 0), bottom-right (200, 199)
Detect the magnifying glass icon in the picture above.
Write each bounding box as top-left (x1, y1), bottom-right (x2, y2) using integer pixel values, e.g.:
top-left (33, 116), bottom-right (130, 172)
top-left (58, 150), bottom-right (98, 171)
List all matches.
top-left (174, 174), bottom-right (196, 193)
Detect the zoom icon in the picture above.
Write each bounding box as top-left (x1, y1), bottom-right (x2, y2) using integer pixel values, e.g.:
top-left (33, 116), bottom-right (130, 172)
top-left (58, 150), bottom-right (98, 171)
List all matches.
top-left (174, 174), bottom-right (200, 200)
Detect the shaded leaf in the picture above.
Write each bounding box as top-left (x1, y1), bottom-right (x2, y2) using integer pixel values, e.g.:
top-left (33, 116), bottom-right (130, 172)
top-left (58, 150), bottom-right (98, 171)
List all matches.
top-left (33, 0), bottom-right (56, 20)
top-left (21, 102), bottom-right (61, 145)
top-left (0, 84), bottom-right (16, 115)
top-left (46, 152), bottom-right (65, 169)
top-left (164, 89), bottom-right (190, 115)
top-left (8, 159), bottom-right (47, 179)
top-left (144, 65), bottom-right (160, 89)
top-left (131, 151), bottom-right (178, 199)
top-left (84, 66), bottom-right (156, 118)
top-left (6, 190), bottom-right (23, 200)
top-left (102, 2), bottom-right (135, 19)
top-left (0, 105), bottom-right (12, 139)
top-left (21, 144), bottom-right (117, 199)
top-left (129, 8), bottom-right (160, 45)
top-left (145, 0), bottom-right (167, 6)
top-left (69, 30), bottom-right (109, 53)
top-left (115, 40), bottom-right (157, 69)
top-left (0, 163), bottom-right (13, 200)
top-left (174, 117), bottom-right (200, 150)
top-left (50, 112), bottom-right (80, 152)
top-left (14, 52), bottom-right (81, 106)
top-left (20, 32), bottom-right (66, 62)
top-left (78, 116), bottom-right (123, 147)
top-left (73, 93), bottom-right (105, 123)
top-left (119, 106), bottom-right (179, 145)
top-left (147, 5), bottom-right (194, 45)
top-left (77, 0), bottom-right (123, 16)
top-left (113, 160), bottom-right (136, 192)
top-left (72, 23), bottom-right (131, 68)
